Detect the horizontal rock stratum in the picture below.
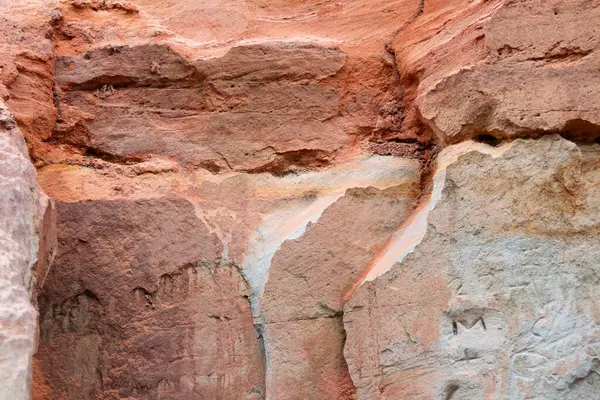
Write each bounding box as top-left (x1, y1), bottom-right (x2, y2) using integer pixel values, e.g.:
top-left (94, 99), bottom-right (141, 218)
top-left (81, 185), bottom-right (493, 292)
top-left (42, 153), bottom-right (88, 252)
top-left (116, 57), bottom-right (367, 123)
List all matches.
top-left (0, 0), bottom-right (599, 399)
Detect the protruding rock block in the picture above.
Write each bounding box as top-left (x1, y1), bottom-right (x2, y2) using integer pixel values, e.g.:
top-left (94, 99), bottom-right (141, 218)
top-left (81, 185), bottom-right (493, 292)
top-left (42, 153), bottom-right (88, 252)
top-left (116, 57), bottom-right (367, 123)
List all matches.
top-left (394, 0), bottom-right (600, 144)
top-left (34, 199), bottom-right (265, 399)
top-left (344, 136), bottom-right (600, 399)
top-left (53, 43), bottom-right (348, 172)
top-left (262, 176), bottom-right (420, 399)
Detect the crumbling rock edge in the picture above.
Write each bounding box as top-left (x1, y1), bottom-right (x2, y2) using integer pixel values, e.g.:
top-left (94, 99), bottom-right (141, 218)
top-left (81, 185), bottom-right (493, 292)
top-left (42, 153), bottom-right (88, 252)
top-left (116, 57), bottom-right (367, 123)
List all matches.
top-left (0, 102), bottom-right (57, 400)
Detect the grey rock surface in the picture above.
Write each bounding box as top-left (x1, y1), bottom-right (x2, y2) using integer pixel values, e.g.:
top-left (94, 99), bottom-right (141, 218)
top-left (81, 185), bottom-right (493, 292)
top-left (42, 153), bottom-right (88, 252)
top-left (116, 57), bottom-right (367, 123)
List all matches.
top-left (344, 135), bottom-right (600, 399)
top-left (0, 101), bottom-right (55, 399)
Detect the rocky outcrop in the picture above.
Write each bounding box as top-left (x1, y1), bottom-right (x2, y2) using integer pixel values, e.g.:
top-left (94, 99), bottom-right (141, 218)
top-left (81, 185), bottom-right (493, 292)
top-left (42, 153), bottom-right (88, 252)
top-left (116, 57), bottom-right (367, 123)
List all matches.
top-left (33, 198), bottom-right (265, 399)
top-left (34, 154), bottom-right (420, 399)
top-left (393, 0), bottom-right (600, 145)
top-left (344, 136), bottom-right (600, 399)
top-left (0, 1), bottom-right (59, 398)
top-left (0, 102), bottom-right (56, 399)
top-left (0, 0), bottom-right (58, 161)
top-left (31, 0), bottom-right (431, 171)
top-left (2, 0), bottom-right (600, 399)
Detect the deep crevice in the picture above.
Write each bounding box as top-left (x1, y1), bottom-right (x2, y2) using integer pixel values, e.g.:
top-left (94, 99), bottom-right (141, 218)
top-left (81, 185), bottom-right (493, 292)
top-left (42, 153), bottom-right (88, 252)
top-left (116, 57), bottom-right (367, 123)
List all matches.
top-left (445, 384), bottom-right (460, 400)
top-left (242, 149), bottom-right (333, 177)
top-left (395, 0), bottom-right (426, 33)
top-left (560, 119), bottom-right (600, 144)
top-left (83, 147), bottom-right (146, 165)
top-left (527, 47), bottom-right (593, 63)
top-left (474, 134), bottom-right (501, 147)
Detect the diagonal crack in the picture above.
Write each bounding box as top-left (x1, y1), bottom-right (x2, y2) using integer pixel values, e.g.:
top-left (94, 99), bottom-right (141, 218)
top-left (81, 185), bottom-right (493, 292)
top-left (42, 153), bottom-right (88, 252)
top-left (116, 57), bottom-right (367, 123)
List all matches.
top-left (395, 0), bottom-right (426, 34)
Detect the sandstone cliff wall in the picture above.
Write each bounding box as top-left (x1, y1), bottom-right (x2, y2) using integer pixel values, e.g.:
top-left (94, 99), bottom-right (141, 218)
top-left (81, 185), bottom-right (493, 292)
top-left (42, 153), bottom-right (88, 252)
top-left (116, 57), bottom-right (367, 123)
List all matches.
top-left (0, 0), bottom-right (599, 399)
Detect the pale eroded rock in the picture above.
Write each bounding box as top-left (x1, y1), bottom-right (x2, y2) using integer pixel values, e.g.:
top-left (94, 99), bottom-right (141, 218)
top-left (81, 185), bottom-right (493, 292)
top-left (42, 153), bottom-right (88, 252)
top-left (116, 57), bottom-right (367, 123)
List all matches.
top-left (344, 136), bottom-right (600, 399)
top-left (0, 102), bottom-right (56, 400)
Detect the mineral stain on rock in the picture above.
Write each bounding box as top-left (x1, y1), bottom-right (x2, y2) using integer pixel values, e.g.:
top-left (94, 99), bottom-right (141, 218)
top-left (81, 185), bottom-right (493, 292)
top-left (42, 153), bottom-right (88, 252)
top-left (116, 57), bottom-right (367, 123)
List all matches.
top-left (1, 0), bottom-right (600, 399)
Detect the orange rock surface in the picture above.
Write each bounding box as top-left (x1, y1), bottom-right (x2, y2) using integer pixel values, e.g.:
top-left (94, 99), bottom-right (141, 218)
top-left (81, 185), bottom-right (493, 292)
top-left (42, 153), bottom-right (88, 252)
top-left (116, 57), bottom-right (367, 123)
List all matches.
top-left (1, 0), bottom-right (599, 399)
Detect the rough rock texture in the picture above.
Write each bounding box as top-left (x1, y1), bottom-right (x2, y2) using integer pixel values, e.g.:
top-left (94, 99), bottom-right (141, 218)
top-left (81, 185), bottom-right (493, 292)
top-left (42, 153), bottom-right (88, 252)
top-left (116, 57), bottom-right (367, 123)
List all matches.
top-left (0, 102), bottom-right (56, 399)
top-left (0, 0), bottom-right (58, 159)
top-left (1, 0), bottom-right (600, 399)
top-left (35, 0), bottom-right (431, 169)
top-left (262, 182), bottom-right (419, 399)
top-left (34, 198), bottom-right (265, 399)
top-left (393, 0), bottom-right (600, 145)
top-left (344, 136), bottom-right (600, 399)
top-left (0, 1), bottom-right (59, 397)
top-left (34, 155), bottom-right (420, 399)
top-left (53, 43), bottom-right (349, 172)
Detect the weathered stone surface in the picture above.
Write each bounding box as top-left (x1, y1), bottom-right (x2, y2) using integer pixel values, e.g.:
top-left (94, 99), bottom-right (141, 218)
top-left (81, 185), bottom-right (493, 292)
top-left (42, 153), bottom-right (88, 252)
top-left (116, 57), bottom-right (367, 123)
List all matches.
top-left (128, 0), bottom-right (419, 50)
top-left (388, 0), bottom-right (503, 143)
top-left (27, 0), bottom-right (432, 170)
top-left (344, 136), bottom-right (600, 399)
top-left (0, 101), bottom-right (56, 399)
top-left (53, 42), bottom-right (348, 172)
top-left (266, 317), bottom-right (355, 400)
top-left (0, 0), bottom-right (58, 160)
top-left (261, 176), bottom-right (419, 399)
top-left (263, 184), bottom-right (419, 324)
top-left (34, 154), bottom-right (420, 399)
top-left (393, 0), bottom-right (600, 144)
top-left (34, 199), bottom-right (265, 399)
top-left (3, 0), bottom-right (600, 399)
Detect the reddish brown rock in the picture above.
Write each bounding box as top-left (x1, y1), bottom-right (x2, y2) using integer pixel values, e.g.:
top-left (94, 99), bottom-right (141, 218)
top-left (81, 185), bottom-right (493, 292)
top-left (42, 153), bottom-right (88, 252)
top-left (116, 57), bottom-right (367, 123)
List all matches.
top-left (34, 199), bottom-right (265, 399)
top-left (266, 317), bottom-right (355, 400)
top-left (32, 153), bottom-right (420, 399)
top-left (262, 181), bottom-right (419, 399)
top-left (29, 0), bottom-right (432, 172)
top-left (52, 43), bottom-right (348, 172)
top-left (129, 0), bottom-right (419, 50)
top-left (392, 0), bottom-right (600, 144)
top-left (389, 0), bottom-right (503, 143)
top-left (0, 0), bottom-right (58, 161)
top-left (344, 136), bottom-right (600, 399)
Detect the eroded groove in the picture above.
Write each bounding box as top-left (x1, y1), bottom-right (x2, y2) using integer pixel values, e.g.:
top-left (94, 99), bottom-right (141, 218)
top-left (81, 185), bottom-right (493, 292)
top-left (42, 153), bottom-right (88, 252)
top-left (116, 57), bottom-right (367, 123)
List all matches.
top-left (395, 0), bottom-right (426, 33)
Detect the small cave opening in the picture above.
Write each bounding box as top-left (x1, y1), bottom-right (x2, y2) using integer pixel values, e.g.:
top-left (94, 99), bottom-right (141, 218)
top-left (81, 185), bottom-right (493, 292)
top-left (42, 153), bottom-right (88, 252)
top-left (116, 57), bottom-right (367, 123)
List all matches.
top-left (561, 119), bottom-right (600, 144)
top-left (474, 134), bottom-right (500, 147)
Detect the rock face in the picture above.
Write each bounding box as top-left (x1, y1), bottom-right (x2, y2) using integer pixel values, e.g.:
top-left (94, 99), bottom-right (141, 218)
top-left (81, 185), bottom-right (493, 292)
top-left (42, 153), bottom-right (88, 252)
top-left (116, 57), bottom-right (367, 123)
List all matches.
top-left (344, 136), bottom-right (600, 399)
top-left (394, 0), bottom-right (600, 144)
top-left (0, 102), bottom-right (56, 399)
top-left (37, 0), bottom-right (429, 169)
top-left (53, 43), bottom-right (348, 172)
top-left (262, 182), bottom-right (419, 399)
top-left (0, 0), bottom-right (58, 160)
top-left (1, 0), bottom-right (600, 399)
top-left (34, 154), bottom-right (420, 399)
top-left (34, 198), bottom-right (265, 399)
